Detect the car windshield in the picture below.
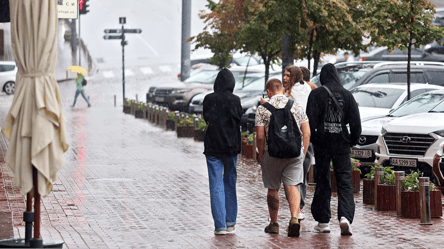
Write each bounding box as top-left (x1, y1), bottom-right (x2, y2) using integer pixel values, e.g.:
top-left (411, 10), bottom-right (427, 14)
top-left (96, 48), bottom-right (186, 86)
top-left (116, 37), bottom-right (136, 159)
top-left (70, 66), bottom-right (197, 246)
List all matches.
top-left (234, 57), bottom-right (260, 66)
top-left (184, 70), bottom-right (218, 84)
top-left (429, 97), bottom-right (444, 112)
top-left (311, 71), bottom-right (366, 90)
top-left (352, 87), bottom-right (403, 108)
top-left (390, 93), bottom-right (444, 117)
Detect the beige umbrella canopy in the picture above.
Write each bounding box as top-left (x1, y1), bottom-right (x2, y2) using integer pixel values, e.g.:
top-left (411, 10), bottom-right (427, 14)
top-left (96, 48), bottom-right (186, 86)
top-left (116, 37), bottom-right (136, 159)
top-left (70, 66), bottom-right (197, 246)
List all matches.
top-left (1, 0), bottom-right (69, 198)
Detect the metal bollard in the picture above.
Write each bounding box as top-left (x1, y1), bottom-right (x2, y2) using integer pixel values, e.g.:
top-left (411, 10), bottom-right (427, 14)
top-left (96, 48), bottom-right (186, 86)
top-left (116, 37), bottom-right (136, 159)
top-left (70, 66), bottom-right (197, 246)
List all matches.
top-left (175, 111), bottom-right (180, 131)
top-left (394, 171), bottom-right (405, 216)
top-left (194, 117), bottom-right (198, 129)
top-left (114, 95), bottom-right (116, 107)
top-left (136, 94), bottom-right (138, 102)
top-left (253, 132), bottom-right (257, 161)
top-left (374, 167), bottom-right (384, 209)
top-left (419, 177), bottom-right (432, 225)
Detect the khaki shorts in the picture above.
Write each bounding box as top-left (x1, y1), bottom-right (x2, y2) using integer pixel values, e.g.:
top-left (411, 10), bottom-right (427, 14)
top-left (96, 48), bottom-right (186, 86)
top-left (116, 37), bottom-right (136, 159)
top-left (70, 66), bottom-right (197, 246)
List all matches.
top-left (261, 150), bottom-right (304, 190)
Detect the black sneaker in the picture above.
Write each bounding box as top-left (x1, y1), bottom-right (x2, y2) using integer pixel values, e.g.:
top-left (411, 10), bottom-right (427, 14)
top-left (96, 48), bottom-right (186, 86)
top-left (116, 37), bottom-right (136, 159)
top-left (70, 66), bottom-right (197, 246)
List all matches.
top-left (264, 222), bottom-right (279, 234)
top-left (287, 217), bottom-right (300, 237)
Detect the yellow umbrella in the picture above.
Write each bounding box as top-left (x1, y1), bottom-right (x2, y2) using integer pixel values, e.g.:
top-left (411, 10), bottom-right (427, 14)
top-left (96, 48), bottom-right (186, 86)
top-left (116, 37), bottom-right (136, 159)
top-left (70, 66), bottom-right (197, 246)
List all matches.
top-left (67, 65), bottom-right (88, 74)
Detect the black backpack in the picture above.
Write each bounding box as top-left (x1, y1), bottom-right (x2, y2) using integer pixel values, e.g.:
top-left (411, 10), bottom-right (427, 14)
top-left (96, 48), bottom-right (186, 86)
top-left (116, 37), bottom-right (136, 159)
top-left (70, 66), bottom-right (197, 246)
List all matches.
top-left (262, 100), bottom-right (301, 159)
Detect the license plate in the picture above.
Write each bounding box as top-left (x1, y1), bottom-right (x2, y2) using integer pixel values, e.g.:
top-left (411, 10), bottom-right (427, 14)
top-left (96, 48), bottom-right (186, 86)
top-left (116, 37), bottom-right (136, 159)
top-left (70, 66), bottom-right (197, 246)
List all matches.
top-left (155, 97), bottom-right (164, 102)
top-left (194, 106), bottom-right (203, 112)
top-left (390, 158), bottom-right (417, 167)
top-left (350, 149), bottom-right (372, 158)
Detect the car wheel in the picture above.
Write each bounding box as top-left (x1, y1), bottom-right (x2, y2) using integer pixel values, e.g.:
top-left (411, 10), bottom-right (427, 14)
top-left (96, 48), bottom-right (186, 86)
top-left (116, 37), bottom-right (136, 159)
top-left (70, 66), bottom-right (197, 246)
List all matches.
top-left (3, 81), bottom-right (15, 95)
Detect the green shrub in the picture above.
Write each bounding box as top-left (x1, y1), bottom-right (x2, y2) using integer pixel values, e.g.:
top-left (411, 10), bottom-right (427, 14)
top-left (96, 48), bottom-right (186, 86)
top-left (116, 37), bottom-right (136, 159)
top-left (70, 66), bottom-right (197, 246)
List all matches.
top-left (168, 112), bottom-right (175, 121)
top-left (197, 118), bottom-right (207, 131)
top-left (246, 134), bottom-right (254, 145)
top-left (351, 158), bottom-right (362, 174)
top-left (126, 99), bottom-right (132, 106)
top-left (136, 101), bottom-right (143, 110)
top-left (241, 131), bottom-right (247, 138)
top-left (402, 171), bottom-right (420, 192)
top-left (178, 116), bottom-right (194, 127)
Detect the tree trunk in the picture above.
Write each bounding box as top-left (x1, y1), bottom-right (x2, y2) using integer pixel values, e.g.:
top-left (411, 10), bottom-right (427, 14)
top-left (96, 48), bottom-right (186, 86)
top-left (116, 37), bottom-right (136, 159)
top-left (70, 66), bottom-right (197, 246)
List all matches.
top-left (265, 58), bottom-right (270, 89)
top-left (407, 38), bottom-right (412, 101)
top-left (307, 29), bottom-right (314, 71)
top-left (281, 34), bottom-right (294, 80)
top-left (313, 50), bottom-right (320, 77)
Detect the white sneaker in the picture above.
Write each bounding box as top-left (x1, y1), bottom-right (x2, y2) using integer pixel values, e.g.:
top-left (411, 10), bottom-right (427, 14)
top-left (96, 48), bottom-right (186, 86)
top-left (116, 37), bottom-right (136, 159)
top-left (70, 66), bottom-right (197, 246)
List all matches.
top-left (297, 209), bottom-right (305, 221)
top-left (339, 217), bottom-right (352, 236)
top-left (313, 223), bottom-right (330, 233)
top-left (226, 226), bottom-right (235, 234)
top-left (214, 229), bottom-right (227, 235)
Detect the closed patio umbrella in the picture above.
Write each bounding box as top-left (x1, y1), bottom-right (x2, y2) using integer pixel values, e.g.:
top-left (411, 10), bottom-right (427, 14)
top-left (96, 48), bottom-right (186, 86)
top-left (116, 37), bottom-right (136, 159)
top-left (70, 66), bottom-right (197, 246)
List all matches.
top-left (0, 0), bottom-right (68, 247)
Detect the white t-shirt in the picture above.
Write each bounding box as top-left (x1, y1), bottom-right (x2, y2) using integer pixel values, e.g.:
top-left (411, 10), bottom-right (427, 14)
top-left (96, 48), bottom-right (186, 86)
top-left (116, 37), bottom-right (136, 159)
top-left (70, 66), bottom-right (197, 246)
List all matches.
top-left (288, 82), bottom-right (311, 112)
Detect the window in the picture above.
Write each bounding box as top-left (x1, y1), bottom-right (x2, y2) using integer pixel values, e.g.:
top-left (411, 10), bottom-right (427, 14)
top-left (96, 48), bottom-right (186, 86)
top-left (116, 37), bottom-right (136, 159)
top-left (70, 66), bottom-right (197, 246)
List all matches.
top-left (0, 64), bottom-right (15, 72)
top-left (392, 73), bottom-right (425, 83)
top-left (391, 93), bottom-right (444, 117)
top-left (400, 89), bottom-right (427, 104)
top-left (367, 73), bottom-right (389, 84)
top-left (351, 87), bottom-right (404, 108)
top-left (425, 70), bottom-right (444, 86)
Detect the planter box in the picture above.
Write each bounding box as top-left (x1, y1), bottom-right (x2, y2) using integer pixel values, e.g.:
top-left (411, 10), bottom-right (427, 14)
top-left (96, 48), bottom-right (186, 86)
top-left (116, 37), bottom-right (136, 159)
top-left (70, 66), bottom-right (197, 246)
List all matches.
top-left (363, 179), bottom-right (375, 205)
top-left (194, 130), bottom-right (205, 142)
top-left (176, 126), bottom-right (194, 138)
top-left (376, 184), bottom-right (396, 211)
top-left (352, 170), bottom-right (361, 193)
top-left (123, 106), bottom-right (131, 114)
top-left (401, 190), bottom-right (443, 218)
top-left (242, 140), bottom-right (254, 158)
top-left (331, 170), bottom-right (337, 192)
top-left (135, 109), bottom-right (144, 119)
top-left (166, 120), bottom-right (175, 131)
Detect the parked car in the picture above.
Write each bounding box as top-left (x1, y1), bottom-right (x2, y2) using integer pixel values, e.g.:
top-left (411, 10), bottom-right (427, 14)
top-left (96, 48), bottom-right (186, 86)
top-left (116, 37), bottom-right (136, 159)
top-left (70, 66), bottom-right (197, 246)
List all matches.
top-left (0, 61), bottom-right (17, 95)
top-left (359, 47), bottom-right (444, 63)
top-left (376, 100), bottom-right (444, 183)
top-left (432, 7), bottom-right (444, 27)
top-left (151, 65), bottom-right (268, 112)
top-left (425, 38), bottom-right (444, 55)
top-left (351, 83), bottom-right (444, 120)
top-left (352, 90), bottom-right (444, 175)
top-left (189, 71), bottom-right (280, 114)
top-left (311, 61), bottom-right (383, 89)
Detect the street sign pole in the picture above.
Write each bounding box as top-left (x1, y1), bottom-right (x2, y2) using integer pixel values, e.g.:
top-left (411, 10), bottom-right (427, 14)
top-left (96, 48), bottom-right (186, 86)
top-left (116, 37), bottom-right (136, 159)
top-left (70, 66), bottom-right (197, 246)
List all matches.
top-left (121, 24), bottom-right (125, 105)
top-left (103, 17), bottom-right (141, 106)
top-left (79, 14), bottom-right (81, 67)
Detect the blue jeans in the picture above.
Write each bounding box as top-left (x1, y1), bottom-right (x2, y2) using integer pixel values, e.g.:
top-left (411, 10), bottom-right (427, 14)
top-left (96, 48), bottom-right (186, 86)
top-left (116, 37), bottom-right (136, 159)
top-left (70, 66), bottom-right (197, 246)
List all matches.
top-left (73, 90), bottom-right (91, 107)
top-left (206, 155), bottom-right (238, 230)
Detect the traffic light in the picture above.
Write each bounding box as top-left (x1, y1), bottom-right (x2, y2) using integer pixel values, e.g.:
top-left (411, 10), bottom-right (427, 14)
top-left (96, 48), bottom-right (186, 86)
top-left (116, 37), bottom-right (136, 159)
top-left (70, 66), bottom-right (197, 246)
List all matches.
top-left (79, 0), bottom-right (89, 15)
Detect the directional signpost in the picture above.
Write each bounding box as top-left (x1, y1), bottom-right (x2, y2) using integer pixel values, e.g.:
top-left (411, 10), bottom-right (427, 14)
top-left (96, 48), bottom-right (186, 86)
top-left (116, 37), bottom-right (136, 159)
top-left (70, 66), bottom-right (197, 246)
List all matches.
top-left (103, 17), bottom-right (142, 105)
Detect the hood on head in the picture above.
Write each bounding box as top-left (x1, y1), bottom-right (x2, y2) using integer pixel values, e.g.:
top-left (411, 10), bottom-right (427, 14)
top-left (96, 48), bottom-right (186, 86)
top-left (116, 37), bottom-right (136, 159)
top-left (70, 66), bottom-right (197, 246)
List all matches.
top-left (214, 68), bottom-right (235, 93)
top-left (320, 63), bottom-right (342, 87)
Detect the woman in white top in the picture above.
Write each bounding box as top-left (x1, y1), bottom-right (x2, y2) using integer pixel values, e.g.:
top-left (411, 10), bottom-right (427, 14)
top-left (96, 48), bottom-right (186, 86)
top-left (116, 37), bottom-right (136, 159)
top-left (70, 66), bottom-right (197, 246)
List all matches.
top-left (283, 65), bottom-right (311, 112)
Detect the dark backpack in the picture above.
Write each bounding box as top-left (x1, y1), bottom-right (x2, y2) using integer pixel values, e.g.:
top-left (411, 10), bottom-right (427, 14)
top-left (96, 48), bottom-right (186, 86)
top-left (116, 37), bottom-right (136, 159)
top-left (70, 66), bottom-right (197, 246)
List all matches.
top-left (82, 79), bottom-right (87, 86)
top-left (262, 100), bottom-right (301, 159)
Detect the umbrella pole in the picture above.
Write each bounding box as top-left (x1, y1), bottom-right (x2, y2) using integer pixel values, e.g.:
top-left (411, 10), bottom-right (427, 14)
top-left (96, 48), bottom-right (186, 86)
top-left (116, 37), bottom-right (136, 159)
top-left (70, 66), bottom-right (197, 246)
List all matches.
top-left (24, 192), bottom-right (34, 246)
top-left (30, 167), bottom-right (43, 248)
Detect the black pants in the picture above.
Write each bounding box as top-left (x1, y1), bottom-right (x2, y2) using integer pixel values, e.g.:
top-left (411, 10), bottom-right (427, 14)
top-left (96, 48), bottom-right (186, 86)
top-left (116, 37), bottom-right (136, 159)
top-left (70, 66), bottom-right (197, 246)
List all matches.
top-left (311, 149), bottom-right (355, 224)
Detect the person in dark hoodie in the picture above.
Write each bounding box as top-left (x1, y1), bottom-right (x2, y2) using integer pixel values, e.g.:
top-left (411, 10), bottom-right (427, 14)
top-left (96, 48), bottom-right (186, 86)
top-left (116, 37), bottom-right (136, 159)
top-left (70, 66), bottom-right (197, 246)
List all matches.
top-left (306, 63), bottom-right (361, 236)
top-left (203, 68), bottom-right (243, 235)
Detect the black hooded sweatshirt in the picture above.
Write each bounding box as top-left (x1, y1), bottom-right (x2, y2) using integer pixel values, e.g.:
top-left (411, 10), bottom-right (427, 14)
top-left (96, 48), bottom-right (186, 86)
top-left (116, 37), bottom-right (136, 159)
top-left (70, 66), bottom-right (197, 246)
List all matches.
top-left (203, 68), bottom-right (243, 158)
top-left (306, 63), bottom-right (361, 153)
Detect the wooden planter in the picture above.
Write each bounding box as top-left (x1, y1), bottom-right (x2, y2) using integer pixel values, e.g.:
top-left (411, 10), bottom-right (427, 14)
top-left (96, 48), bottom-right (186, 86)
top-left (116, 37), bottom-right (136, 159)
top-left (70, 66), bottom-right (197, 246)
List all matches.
top-left (166, 120), bottom-right (175, 131)
top-left (330, 170), bottom-right (361, 193)
top-left (401, 190), bottom-right (443, 218)
top-left (330, 170), bottom-right (337, 192)
top-left (363, 179), bottom-right (375, 205)
top-left (176, 126), bottom-right (194, 138)
top-left (242, 140), bottom-right (253, 158)
top-left (194, 130), bottom-right (205, 142)
top-left (123, 106), bottom-right (131, 114)
top-left (135, 109), bottom-right (144, 119)
top-left (352, 170), bottom-right (361, 193)
top-left (376, 184), bottom-right (396, 211)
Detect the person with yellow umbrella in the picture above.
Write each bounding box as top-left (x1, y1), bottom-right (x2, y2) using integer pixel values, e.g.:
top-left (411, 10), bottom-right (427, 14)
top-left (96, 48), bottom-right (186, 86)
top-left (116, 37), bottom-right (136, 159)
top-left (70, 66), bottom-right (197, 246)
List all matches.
top-left (68, 66), bottom-right (91, 107)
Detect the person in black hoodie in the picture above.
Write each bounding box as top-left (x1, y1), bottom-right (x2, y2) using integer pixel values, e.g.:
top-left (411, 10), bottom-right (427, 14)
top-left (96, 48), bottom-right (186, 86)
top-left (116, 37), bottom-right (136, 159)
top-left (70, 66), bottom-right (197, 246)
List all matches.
top-left (306, 63), bottom-right (361, 236)
top-left (203, 68), bottom-right (243, 235)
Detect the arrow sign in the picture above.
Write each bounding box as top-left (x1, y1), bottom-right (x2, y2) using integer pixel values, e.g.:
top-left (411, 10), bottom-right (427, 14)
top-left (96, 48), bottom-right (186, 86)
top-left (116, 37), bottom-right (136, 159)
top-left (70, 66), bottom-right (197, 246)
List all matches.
top-left (103, 35), bottom-right (123, 40)
top-left (104, 29), bottom-right (142, 34)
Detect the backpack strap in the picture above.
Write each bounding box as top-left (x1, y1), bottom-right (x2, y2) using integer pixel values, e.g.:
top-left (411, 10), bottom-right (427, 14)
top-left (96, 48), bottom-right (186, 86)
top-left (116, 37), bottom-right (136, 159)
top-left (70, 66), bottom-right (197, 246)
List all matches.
top-left (284, 99), bottom-right (294, 111)
top-left (262, 102), bottom-right (276, 113)
top-left (322, 85), bottom-right (344, 117)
